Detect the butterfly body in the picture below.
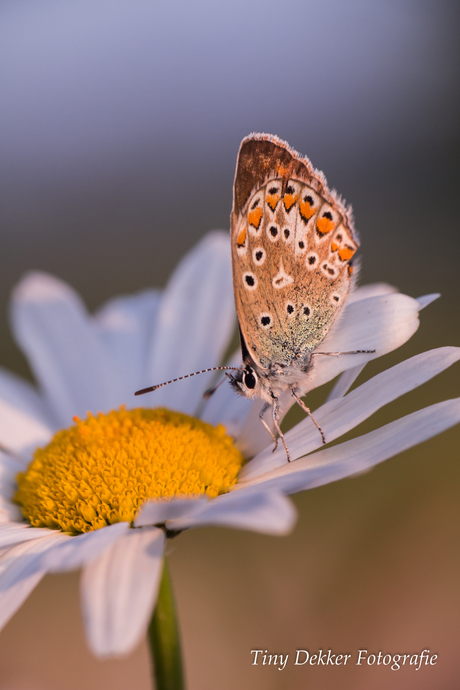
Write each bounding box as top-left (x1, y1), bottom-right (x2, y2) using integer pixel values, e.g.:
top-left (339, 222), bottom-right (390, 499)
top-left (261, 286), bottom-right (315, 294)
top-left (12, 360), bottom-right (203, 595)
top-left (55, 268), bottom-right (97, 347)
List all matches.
top-left (228, 134), bottom-right (358, 412)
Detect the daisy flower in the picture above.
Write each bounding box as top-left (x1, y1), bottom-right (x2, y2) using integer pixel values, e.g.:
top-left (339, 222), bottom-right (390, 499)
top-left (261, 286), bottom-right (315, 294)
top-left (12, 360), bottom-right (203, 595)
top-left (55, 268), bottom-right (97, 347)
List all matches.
top-left (0, 231), bottom-right (459, 671)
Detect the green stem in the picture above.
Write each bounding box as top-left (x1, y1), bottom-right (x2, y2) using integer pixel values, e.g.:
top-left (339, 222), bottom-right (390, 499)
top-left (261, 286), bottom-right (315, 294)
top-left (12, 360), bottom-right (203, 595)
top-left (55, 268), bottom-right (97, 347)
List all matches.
top-left (148, 559), bottom-right (185, 690)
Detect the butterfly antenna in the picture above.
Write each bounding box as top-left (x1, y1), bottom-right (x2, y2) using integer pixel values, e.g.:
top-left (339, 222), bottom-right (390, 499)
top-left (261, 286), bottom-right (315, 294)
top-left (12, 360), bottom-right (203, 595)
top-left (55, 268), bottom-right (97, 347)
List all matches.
top-left (134, 366), bottom-right (240, 396)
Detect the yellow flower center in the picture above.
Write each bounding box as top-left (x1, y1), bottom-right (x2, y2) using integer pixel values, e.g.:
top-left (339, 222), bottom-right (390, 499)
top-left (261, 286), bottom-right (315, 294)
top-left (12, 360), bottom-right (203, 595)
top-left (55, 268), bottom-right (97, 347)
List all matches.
top-left (15, 407), bottom-right (244, 535)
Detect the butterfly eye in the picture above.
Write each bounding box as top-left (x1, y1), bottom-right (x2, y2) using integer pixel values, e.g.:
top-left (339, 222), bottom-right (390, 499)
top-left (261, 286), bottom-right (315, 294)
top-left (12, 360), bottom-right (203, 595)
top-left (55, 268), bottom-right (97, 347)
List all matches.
top-left (243, 368), bottom-right (257, 390)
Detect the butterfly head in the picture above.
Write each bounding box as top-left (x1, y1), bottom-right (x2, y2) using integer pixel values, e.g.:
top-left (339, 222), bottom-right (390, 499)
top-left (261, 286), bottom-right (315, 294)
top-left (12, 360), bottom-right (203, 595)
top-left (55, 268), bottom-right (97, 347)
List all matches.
top-left (227, 364), bottom-right (261, 400)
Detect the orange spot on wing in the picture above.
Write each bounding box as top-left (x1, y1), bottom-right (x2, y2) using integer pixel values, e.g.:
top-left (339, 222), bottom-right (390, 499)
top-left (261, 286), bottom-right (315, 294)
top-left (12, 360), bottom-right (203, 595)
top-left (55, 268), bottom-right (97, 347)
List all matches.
top-left (348, 264), bottom-right (354, 276)
top-left (316, 217), bottom-right (335, 235)
top-left (330, 242), bottom-right (338, 252)
top-left (283, 193), bottom-right (299, 211)
top-left (338, 245), bottom-right (355, 261)
top-left (299, 199), bottom-right (315, 221)
top-left (237, 226), bottom-right (247, 247)
top-left (266, 193), bottom-right (280, 211)
top-left (276, 164), bottom-right (288, 177)
top-left (248, 207), bottom-right (263, 229)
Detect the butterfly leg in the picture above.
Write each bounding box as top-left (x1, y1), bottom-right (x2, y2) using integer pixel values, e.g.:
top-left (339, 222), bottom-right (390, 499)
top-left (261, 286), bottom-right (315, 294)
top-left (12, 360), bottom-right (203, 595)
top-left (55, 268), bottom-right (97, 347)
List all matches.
top-left (259, 402), bottom-right (278, 450)
top-left (291, 390), bottom-right (326, 445)
top-left (271, 398), bottom-right (291, 462)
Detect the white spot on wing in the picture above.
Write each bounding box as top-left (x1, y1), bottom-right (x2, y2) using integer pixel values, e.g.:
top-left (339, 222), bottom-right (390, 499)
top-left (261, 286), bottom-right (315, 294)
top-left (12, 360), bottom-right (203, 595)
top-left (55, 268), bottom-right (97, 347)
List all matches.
top-left (321, 262), bottom-right (337, 279)
top-left (272, 260), bottom-right (294, 290)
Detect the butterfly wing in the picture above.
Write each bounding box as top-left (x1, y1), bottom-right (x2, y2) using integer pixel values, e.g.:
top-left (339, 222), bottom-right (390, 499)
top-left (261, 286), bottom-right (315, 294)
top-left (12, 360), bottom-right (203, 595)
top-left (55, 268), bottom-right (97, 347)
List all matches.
top-left (230, 134), bottom-right (358, 370)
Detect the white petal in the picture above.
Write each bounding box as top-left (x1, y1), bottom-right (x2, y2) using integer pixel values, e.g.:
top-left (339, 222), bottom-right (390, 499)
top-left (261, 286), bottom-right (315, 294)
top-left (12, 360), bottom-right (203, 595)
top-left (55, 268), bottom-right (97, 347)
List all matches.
top-left (325, 293), bottom-right (440, 403)
top-left (0, 523), bottom-right (57, 548)
top-left (95, 289), bottom-right (161, 396)
top-left (304, 293), bottom-right (421, 394)
top-left (0, 532), bottom-right (68, 631)
top-left (0, 395), bottom-right (51, 455)
top-left (0, 366), bottom-right (51, 429)
top-left (200, 349), bottom-right (271, 457)
top-left (11, 272), bottom-right (122, 427)
top-left (417, 293), bottom-right (440, 310)
top-left (323, 285), bottom-right (407, 403)
top-left (134, 496), bottom-right (207, 527)
top-left (0, 496), bottom-right (23, 523)
top-left (241, 347), bottom-right (460, 479)
top-left (234, 399), bottom-right (277, 458)
top-left (202, 381), bottom-right (256, 444)
top-left (39, 522), bottom-right (130, 572)
top-left (0, 453), bottom-right (24, 500)
top-left (0, 448), bottom-right (24, 520)
top-left (348, 282), bottom-right (398, 303)
top-left (326, 363), bottom-right (367, 402)
top-left (145, 232), bottom-right (235, 415)
top-left (81, 527), bottom-right (165, 657)
top-left (238, 398), bottom-right (460, 494)
top-left (165, 488), bottom-right (296, 535)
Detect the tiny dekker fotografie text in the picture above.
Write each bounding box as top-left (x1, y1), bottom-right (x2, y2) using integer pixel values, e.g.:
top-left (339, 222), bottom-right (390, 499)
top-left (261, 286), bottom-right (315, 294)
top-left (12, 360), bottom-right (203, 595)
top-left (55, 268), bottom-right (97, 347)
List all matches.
top-left (250, 648), bottom-right (437, 671)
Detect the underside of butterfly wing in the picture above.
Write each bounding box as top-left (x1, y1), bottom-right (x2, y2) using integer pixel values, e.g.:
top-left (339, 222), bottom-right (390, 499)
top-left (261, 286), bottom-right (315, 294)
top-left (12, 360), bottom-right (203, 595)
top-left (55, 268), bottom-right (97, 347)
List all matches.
top-left (231, 134), bottom-right (358, 370)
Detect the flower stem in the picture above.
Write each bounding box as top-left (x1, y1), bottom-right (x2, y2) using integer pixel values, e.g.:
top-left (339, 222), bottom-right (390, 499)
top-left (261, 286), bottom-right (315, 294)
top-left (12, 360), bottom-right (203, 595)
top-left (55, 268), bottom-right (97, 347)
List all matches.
top-left (148, 559), bottom-right (185, 690)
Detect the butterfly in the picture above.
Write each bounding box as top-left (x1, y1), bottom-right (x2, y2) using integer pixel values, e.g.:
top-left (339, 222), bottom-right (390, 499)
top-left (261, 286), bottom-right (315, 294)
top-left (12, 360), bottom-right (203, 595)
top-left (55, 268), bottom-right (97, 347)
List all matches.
top-left (136, 134), bottom-right (372, 461)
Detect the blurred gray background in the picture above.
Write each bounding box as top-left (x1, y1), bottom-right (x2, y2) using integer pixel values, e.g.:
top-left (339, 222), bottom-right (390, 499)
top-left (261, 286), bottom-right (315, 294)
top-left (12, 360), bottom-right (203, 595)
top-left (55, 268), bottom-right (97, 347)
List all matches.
top-left (0, 1), bottom-right (459, 689)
